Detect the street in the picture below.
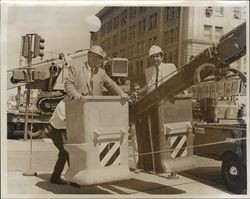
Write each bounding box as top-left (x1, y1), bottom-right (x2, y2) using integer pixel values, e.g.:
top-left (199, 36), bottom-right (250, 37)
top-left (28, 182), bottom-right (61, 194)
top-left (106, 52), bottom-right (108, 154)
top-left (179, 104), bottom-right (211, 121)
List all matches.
top-left (2, 136), bottom-right (236, 197)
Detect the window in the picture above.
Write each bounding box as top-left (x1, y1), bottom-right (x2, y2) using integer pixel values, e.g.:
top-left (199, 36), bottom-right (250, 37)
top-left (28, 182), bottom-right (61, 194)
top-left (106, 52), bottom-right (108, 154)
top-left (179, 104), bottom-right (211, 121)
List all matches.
top-left (164, 7), bottom-right (169, 22)
top-left (113, 16), bottom-right (120, 29)
top-left (91, 32), bottom-right (98, 41)
top-left (163, 53), bottom-right (167, 62)
top-left (107, 20), bottom-right (113, 33)
top-left (131, 63), bottom-right (136, 75)
top-left (113, 33), bottom-right (119, 47)
top-left (215, 26), bottom-right (223, 41)
top-left (138, 19), bottom-right (146, 35)
top-left (214, 6), bottom-right (224, 17)
top-left (173, 50), bottom-right (178, 66)
top-left (138, 42), bottom-right (141, 54)
top-left (164, 7), bottom-right (168, 22)
top-left (101, 41), bottom-right (105, 51)
top-left (128, 63), bottom-right (132, 75)
top-left (175, 27), bottom-right (179, 41)
top-left (233, 7), bottom-right (241, 19)
top-left (205, 7), bottom-right (213, 17)
top-left (171, 7), bottom-right (175, 19)
top-left (149, 13), bottom-right (157, 30)
top-left (121, 9), bottom-right (127, 25)
top-left (142, 40), bottom-right (145, 53)
top-left (120, 29), bottom-right (126, 43)
top-left (101, 24), bottom-right (106, 36)
top-left (140, 60), bottom-right (144, 74)
top-left (153, 36), bottom-right (157, 45)
top-left (147, 58), bottom-right (150, 68)
top-left (138, 7), bottom-right (146, 15)
top-left (142, 19), bottom-right (146, 33)
top-left (119, 48), bottom-right (126, 57)
top-left (129, 7), bottom-right (136, 20)
top-left (106, 37), bottom-right (111, 50)
top-left (131, 45), bottom-right (134, 56)
top-left (174, 7), bottom-right (180, 18)
top-left (168, 52), bottom-right (173, 62)
top-left (136, 61), bottom-right (139, 74)
top-left (148, 38), bottom-right (152, 49)
top-left (204, 25), bottom-right (212, 41)
top-left (170, 29), bottom-right (174, 43)
top-left (129, 25), bottom-right (136, 40)
top-left (164, 31), bottom-right (169, 45)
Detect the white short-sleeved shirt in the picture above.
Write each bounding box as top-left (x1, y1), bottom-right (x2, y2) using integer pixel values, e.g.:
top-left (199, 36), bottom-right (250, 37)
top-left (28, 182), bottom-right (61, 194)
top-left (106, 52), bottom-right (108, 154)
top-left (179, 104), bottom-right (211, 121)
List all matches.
top-left (145, 62), bottom-right (177, 93)
top-left (49, 99), bottom-right (66, 129)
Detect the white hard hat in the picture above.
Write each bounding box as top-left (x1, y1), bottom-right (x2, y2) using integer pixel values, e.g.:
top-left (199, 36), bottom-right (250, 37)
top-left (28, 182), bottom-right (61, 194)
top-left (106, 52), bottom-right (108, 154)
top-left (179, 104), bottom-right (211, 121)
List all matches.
top-left (89, 45), bottom-right (106, 58)
top-left (149, 45), bottom-right (163, 57)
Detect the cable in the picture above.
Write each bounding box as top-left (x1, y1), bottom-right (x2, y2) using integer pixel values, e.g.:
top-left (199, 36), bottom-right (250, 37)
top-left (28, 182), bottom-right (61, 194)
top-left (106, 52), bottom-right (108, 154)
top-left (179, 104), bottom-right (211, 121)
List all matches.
top-left (128, 137), bottom-right (246, 158)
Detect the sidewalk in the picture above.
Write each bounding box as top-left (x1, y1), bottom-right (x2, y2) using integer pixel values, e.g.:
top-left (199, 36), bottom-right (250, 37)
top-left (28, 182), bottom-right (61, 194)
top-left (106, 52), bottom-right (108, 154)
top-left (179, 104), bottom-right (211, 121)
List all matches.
top-left (4, 139), bottom-right (231, 198)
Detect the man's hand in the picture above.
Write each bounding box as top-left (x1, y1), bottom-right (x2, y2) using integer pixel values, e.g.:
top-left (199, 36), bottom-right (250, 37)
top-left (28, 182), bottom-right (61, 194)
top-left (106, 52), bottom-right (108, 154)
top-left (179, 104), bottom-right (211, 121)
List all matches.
top-left (70, 93), bottom-right (82, 100)
top-left (120, 93), bottom-right (129, 100)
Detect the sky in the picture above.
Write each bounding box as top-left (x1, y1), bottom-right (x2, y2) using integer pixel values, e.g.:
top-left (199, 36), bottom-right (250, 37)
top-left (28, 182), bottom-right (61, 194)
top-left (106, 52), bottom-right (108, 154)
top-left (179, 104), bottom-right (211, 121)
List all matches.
top-left (6, 5), bottom-right (103, 69)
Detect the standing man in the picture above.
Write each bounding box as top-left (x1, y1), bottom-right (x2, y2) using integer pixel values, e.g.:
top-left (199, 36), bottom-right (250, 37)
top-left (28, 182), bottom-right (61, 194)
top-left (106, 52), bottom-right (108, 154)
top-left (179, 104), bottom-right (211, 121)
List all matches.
top-left (132, 45), bottom-right (177, 99)
top-left (145, 45), bottom-right (177, 93)
top-left (49, 99), bottom-right (68, 185)
top-left (49, 45), bottom-right (128, 185)
top-left (65, 45), bottom-right (128, 99)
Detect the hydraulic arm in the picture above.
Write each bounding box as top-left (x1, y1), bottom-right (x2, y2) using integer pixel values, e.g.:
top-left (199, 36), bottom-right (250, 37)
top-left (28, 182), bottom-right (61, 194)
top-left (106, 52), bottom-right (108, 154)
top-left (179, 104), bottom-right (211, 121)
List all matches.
top-left (131, 22), bottom-right (246, 115)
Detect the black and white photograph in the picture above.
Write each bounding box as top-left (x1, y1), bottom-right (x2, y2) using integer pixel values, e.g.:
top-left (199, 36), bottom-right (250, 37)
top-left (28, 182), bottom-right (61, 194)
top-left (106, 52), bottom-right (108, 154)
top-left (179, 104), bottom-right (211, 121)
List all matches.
top-left (1, 1), bottom-right (249, 198)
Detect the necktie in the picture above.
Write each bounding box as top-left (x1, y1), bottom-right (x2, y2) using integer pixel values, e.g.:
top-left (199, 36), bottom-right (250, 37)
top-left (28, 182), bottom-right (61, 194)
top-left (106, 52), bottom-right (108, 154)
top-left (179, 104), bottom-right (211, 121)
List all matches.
top-left (89, 69), bottom-right (94, 95)
top-left (155, 67), bottom-right (159, 88)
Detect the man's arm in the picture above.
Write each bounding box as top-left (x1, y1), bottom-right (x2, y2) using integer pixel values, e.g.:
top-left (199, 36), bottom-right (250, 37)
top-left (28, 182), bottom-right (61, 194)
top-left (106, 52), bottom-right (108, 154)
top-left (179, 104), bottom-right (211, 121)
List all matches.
top-left (65, 65), bottom-right (82, 99)
top-left (103, 72), bottom-right (125, 96)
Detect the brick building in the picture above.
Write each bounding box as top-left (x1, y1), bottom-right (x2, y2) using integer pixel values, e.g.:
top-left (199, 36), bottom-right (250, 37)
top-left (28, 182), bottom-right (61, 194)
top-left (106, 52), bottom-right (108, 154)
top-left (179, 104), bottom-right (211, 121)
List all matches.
top-left (91, 6), bottom-right (246, 88)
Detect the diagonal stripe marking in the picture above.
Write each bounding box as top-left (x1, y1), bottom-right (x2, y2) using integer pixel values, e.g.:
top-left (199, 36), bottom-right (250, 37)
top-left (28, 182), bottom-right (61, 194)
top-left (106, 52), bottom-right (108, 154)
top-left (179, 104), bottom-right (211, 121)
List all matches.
top-left (176, 141), bottom-right (187, 158)
top-left (100, 142), bottom-right (120, 167)
top-left (170, 136), bottom-right (178, 146)
top-left (112, 153), bottom-right (121, 166)
top-left (171, 135), bottom-right (187, 158)
top-left (181, 148), bottom-right (187, 157)
top-left (105, 147), bottom-right (120, 167)
top-left (170, 136), bottom-right (182, 150)
top-left (100, 143), bottom-right (114, 161)
top-left (99, 142), bottom-right (109, 152)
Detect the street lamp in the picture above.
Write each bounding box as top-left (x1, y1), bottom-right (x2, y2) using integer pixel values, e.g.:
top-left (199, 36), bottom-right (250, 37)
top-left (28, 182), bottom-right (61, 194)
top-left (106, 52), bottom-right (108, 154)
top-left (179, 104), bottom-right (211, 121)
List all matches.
top-left (85, 15), bottom-right (101, 33)
top-left (85, 15), bottom-right (101, 48)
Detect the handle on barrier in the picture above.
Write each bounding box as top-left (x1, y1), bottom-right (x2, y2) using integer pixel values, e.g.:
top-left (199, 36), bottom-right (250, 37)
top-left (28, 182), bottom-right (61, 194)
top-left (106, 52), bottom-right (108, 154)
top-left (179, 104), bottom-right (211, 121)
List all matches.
top-left (164, 122), bottom-right (192, 135)
top-left (93, 129), bottom-right (125, 146)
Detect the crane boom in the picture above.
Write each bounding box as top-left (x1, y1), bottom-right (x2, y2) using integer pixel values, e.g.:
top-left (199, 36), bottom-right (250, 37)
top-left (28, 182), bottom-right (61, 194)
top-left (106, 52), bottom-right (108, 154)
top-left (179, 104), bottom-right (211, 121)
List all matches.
top-left (131, 22), bottom-right (246, 115)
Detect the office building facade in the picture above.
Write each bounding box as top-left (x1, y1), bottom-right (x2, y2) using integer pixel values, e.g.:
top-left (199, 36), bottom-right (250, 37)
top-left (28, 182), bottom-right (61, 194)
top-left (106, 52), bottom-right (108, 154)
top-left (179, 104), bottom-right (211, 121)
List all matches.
top-left (91, 6), bottom-right (246, 88)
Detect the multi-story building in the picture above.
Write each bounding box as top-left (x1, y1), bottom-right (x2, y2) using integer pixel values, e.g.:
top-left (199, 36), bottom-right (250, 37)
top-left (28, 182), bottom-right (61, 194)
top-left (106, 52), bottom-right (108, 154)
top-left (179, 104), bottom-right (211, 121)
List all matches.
top-left (91, 6), bottom-right (246, 88)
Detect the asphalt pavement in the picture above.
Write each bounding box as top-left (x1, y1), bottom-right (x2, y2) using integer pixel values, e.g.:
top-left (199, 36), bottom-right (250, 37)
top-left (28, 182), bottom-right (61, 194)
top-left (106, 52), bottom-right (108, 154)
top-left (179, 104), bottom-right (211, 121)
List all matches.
top-left (2, 137), bottom-right (240, 198)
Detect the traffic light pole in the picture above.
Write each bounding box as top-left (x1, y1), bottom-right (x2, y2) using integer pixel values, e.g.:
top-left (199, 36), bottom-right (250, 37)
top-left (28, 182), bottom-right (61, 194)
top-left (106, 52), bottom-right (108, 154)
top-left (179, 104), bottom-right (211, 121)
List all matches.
top-left (23, 36), bottom-right (32, 141)
top-left (23, 34), bottom-right (37, 176)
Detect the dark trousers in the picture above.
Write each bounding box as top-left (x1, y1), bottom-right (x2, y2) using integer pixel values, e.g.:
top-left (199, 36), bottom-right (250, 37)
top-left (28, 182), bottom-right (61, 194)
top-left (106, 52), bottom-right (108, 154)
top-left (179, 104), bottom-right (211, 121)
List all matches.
top-left (49, 124), bottom-right (69, 180)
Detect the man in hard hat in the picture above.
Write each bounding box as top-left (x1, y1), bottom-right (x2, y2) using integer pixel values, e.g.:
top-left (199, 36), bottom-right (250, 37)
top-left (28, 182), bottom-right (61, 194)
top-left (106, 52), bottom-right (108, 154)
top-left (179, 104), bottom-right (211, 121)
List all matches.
top-left (65, 45), bottom-right (128, 99)
top-left (132, 45), bottom-right (177, 99)
top-left (49, 45), bottom-right (128, 185)
top-left (146, 45), bottom-right (177, 93)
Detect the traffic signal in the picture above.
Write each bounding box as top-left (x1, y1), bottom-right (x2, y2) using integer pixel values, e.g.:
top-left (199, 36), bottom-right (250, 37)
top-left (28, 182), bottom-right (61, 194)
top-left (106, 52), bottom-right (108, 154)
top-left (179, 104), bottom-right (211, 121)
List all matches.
top-left (33, 34), bottom-right (45, 57)
top-left (21, 35), bottom-right (30, 58)
top-left (11, 70), bottom-right (29, 83)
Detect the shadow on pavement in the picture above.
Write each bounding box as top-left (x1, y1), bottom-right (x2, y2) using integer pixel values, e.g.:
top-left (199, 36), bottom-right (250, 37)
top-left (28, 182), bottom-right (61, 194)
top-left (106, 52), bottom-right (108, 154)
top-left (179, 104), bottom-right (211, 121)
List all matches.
top-left (36, 174), bottom-right (111, 194)
top-left (101, 178), bottom-right (186, 194)
top-left (179, 166), bottom-right (230, 193)
top-left (180, 166), bottom-right (223, 184)
top-left (36, 174), bottom-right (186, 194)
